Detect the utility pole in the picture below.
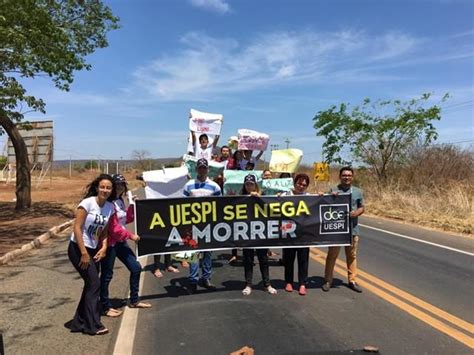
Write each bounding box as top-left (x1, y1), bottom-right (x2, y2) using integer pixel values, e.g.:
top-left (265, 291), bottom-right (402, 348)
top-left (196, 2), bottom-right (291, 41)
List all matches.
top-left (69, 155), bottom-right (72, 178)
top-left (284, 138), bottom-right (290, 149)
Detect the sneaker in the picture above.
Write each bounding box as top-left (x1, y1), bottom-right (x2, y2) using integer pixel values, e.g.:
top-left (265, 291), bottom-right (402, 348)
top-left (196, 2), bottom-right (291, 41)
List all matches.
top-left (199, 279), bottom-right (217, 290)
top-left (186, 284), bottom-right (197, 295)
top-left (285, 283), bottom-right (293, 292)
top-left (322, 281), bottom-right (331, 292)
top-left (348, 282), bottom-right (362, 293)
top-left (242, 286), bottom-right (252, 296)
top-left (266, 285), bottom-right (278, 295)
top-left (298, 285), bottom-right (307, 296)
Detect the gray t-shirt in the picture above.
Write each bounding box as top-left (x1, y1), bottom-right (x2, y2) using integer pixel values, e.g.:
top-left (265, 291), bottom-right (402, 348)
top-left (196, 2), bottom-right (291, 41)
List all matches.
top-left (329, 184), bottom-right (364, 236)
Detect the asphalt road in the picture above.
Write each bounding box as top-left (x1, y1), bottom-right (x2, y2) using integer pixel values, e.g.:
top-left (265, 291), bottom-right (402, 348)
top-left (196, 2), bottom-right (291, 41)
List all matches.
top-left (113, 211), bottom-right (473, 354)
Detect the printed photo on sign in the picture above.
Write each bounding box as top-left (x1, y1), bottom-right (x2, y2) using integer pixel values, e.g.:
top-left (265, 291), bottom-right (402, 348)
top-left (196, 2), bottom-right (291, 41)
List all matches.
top-left (319, 204), bottom-right (350, 235)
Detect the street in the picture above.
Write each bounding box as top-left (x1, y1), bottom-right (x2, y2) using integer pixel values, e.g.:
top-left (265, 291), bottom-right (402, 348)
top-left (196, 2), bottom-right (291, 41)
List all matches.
top-left (114, 215), bottom-right (474, 354)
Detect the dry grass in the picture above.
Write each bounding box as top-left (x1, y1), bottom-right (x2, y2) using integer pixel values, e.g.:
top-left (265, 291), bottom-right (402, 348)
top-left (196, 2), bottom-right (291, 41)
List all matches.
top-left (364, 182), bottom-right (473, 234)
top-left (300, 144), bottom-right (474, 235)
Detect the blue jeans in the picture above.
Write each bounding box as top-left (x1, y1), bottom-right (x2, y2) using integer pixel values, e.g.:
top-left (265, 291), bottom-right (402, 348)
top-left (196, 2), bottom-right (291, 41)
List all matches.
top-left (100, 242), bottom-right (141, 310)
top-left (189, 251), bottom-right (212, 284)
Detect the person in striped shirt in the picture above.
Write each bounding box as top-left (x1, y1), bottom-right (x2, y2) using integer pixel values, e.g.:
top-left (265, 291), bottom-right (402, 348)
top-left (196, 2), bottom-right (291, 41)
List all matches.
top-left (183, 158), bottom-right (222, 294)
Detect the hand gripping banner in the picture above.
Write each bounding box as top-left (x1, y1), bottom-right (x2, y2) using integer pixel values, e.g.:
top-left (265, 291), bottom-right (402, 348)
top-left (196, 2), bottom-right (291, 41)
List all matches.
top-left (135, 194), bottom-right (352, 257)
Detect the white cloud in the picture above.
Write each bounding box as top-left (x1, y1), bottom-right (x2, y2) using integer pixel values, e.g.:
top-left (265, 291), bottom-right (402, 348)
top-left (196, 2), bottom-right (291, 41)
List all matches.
top-left (189, 0), bottom-right (231, 14)
top-left (132, 29), bottom-right (428, 101)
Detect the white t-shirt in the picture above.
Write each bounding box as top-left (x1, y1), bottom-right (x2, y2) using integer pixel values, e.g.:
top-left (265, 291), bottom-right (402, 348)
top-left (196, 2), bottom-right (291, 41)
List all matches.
top-left (194, 137), bottom-right (214, 160)
top-left (70, 196), bottom-right (115, 249)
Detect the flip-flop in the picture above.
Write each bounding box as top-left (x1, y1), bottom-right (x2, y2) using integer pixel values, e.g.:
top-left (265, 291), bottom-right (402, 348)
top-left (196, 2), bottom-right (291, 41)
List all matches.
top-left (95, 328), bottom-right (109, 335)
top-left (105, 309), bottom-right (122, 317)
top-left (129, 302), bottom-right (152, 308)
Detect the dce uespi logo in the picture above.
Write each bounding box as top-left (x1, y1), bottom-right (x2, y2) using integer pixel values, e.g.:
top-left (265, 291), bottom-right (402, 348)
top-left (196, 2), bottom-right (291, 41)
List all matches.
top-left (323, 207), bottom-right (346, 221)
top-left (319, 204), bottom-right (349, 234)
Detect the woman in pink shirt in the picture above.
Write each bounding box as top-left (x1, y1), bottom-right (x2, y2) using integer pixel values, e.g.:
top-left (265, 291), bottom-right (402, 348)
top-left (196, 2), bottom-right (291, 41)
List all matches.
top-left (100, 174), bottom-right (151, 316)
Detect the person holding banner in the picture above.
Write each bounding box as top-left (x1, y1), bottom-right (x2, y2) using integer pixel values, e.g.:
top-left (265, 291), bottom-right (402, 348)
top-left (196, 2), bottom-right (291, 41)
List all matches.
top-left (65, 174), bottom-right (115, 336)
top-left (322, 167), bottom-right (365, 293)
top-left (281, 173), bottom-right (311, 296)
top-left (100, 174), bottom-right (151, 314)
top-left (191, 131), bottom-right (219, 161)
top-left (240, 174), bottom-right (277, 296)
top-left (183, 158), bottom-right (222, 294)
top-left (262, 169), bottom-right (272, 180)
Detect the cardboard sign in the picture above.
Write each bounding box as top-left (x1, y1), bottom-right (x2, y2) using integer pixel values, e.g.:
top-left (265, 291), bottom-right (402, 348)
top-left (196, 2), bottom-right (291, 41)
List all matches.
top-left (314, 162), bottom-right (330, 182)
top-left (238, 129), bottom-right (269, 151)
top-left (189, 109), bottom-right (223, 135)
top-left (269, 149), bottom-right (303, 173)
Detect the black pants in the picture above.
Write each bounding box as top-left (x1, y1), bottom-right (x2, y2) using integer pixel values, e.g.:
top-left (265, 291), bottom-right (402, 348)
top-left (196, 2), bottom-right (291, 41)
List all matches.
top-left (65, 241), bottom-right (104, 335)
top-left (154, 254), bottom-right (172, 269)
top-left (243, 249), bottom-right (270, 287)
top-left (283, 248), bottom-right (309, 286)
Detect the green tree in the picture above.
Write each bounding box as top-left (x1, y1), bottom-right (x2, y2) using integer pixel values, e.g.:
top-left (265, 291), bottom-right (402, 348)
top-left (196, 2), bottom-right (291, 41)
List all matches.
top-left (0, 155), bottom-right (6, 169)
top-left (84, 160), bottom-right (98, 170)
top-left (0, 0), bottom-right (119, 210)
top-left (312, 93), bottom-right (448, 182)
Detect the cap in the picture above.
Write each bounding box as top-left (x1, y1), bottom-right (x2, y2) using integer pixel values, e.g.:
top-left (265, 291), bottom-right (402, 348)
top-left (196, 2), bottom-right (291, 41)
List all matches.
top-left (112, 174), bottom-right (127, 184)
top-left (244, 174), bottom-right (257, 184)
top-left (197, 158), bottom-right (209, 168)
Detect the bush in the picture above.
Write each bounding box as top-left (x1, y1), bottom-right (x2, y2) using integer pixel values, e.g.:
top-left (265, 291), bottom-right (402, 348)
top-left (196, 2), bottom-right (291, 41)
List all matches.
top-left (0, 155), bottom-right (7, 170)
top-left (84, 160), bottom-right (98, 170)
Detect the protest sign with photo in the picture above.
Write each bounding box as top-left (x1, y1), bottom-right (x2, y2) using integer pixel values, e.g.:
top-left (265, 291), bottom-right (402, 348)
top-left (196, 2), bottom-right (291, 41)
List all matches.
top-left (269, 148), bottom-right (303, 173)
top-left (135, 194), bottom-right (352, 257)
top-left (189, 108), bottom-right (223, 135)
top-left (237, 129), bottom-right (269, 151)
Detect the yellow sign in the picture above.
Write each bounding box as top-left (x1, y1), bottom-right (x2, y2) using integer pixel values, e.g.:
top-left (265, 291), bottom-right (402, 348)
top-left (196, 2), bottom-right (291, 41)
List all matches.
top-left (269, 149), bottom-right (303, 173)
top-left (314, 162), bottom-right (329, 181)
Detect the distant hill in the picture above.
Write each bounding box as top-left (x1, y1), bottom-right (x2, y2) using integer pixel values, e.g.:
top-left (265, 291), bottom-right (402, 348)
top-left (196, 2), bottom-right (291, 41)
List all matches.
top-left (53, 157), bottom-right (182, 168)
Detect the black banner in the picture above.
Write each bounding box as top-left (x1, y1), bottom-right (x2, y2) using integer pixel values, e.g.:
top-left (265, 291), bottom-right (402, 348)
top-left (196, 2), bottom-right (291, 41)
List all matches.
top-left (135, 194), bottom-right (352, 257)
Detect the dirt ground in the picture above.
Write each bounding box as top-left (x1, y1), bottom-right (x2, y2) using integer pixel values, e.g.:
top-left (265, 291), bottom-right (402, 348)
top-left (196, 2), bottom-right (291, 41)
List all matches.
top-left (0, 170), bottom-right (141, 257)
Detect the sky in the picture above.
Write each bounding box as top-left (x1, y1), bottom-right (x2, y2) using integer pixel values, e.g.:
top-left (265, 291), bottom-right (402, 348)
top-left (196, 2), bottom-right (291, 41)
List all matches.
top-left (2, 0), bottom-right (473, 164)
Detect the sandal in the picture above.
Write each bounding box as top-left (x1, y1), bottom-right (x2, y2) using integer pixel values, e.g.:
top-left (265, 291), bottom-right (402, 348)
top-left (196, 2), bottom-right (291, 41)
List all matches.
top-left (266, 286), bottom-right (277, 295)
top-left (95, 328), bottom-right (109, 335)
top-left (228, 256), bottom-right (237, 263)
top-left (242, 286), bottom-right (252, 296)
top-left (105, 308), bottom-right (123, 317)
top-left (153, 269), bottom-right (163, 278)
top-left (166, 266), bottom-right (180, 273)
top-left (129, 302), bottom-right (152, 309)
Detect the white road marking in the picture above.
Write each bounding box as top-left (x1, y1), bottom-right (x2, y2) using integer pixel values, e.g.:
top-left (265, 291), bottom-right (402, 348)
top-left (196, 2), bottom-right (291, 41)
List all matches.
top-left (360, 224), bottom-right (474, 256)
top-left (113, 256), bottom-right (150, 355)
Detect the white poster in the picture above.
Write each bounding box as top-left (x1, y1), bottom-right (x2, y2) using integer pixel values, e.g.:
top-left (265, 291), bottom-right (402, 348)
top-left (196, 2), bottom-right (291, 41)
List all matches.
top-left (143, 166), bottom-right (189, 199)
top-left (238, 129), bottom-right (269, 151)
top-left (189, 108), bottom-right (223, 135)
